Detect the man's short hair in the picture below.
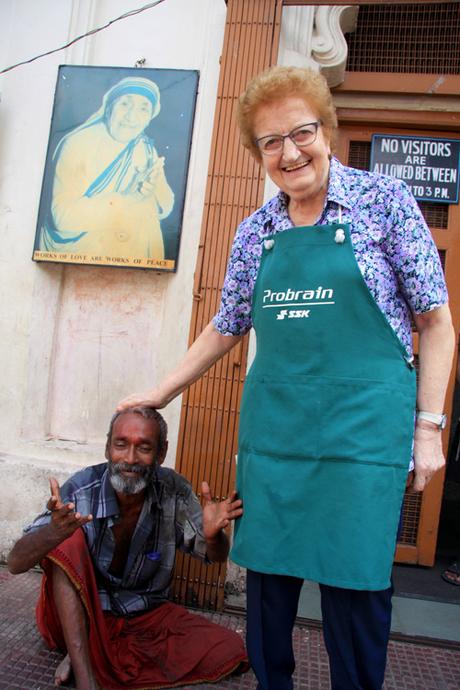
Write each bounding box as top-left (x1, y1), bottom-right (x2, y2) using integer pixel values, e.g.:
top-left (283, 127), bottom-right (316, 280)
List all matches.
top-left (106, 407), bottom-right (168, 460)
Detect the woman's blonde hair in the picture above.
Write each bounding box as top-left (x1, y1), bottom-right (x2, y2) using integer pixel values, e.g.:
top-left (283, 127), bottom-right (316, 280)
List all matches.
top-left (237, 65), bottom-right (338, 161)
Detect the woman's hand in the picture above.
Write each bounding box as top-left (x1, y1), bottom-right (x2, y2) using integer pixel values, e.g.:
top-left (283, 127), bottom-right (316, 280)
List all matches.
top-left (117, 389), bottom-right (166, 412)
top-left (136, 155), bottom-right (174, 217)
top-left (410, 423), bottom-right (445, 492)
top-left (149, 156), bottom-right (166, 183)
top-left (136, 158), bottom-right (165, 199)
top-left (411, 303), bottom-right (455, 492)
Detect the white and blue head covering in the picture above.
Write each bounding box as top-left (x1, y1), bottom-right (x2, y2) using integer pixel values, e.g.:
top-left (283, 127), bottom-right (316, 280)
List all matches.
top-left (100, 77), bottom-right (161, 123)
top-left (54, 76), bottom-right (161, 159)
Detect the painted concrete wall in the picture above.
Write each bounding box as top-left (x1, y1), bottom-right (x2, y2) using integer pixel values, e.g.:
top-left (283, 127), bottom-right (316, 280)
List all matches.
top-left (0, 0), bottom-right (226, 557)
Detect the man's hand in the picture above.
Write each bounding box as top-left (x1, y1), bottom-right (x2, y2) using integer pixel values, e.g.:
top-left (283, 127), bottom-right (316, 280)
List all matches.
top-left (201, 481), bottom-right (243, 541)
top-left (7, 478), bottom-right (93, 575)
top-left (47, 477), bottom-right (93, 540)
top-left (410, 423), bottom-right (446, 492)
top-left (201, 482), bottom-right (243, 563)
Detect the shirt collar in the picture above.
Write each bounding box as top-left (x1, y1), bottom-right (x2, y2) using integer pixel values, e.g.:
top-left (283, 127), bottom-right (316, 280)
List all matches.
top-left (326, 157), bottom-right (354, 211)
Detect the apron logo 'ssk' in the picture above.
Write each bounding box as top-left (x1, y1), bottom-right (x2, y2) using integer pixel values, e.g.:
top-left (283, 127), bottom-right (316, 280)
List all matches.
top-left (276, 309), bottom-right (310, 320)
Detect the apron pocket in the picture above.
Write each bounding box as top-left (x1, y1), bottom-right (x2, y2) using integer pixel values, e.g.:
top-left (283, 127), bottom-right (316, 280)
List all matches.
top-left (238, 375), bottom-right (321, 460)
top-left (319, 378), bottom-right (415, 467)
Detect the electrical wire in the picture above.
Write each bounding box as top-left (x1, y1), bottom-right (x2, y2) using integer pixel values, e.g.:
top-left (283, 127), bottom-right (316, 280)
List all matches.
top-left (0, 0), bottom-right (167, 75)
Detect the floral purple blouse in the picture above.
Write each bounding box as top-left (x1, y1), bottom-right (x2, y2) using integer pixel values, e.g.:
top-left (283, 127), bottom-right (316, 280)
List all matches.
top-left (213, 157), bottom-right (448, 356)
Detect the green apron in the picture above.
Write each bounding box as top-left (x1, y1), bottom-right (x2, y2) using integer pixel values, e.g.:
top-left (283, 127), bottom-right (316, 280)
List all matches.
top-left (231, 222), bottom-right (416, 590)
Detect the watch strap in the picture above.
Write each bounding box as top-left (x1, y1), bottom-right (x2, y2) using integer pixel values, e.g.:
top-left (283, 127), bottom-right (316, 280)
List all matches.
top-left (416, 411), bottom-right (447, 429)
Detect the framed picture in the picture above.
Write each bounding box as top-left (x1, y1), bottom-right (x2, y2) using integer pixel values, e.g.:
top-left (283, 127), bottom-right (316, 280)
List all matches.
top-left (33, 65), bottom-right (199, 271)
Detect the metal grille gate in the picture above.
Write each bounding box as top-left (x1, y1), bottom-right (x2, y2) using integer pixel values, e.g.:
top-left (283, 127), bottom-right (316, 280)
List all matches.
top-left (346, 2), bottom-right (460, 74)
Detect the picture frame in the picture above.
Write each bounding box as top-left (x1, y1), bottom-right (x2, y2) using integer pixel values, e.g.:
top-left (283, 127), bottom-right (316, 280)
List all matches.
top-left (33, 65), bottom-right (199, 271)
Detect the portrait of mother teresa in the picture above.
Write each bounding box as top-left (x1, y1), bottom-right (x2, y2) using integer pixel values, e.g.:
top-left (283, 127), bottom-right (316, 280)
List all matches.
top-left (39, 77), bottom-right (174, 260)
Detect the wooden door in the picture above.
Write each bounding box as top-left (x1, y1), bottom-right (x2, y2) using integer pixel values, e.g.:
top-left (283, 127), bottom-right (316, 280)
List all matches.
top-left (336, 123), bottom-right (460, 565)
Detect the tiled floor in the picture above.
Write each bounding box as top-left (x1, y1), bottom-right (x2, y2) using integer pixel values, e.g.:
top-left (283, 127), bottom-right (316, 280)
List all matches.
top-left (0, 567), bottom-right (459, 690)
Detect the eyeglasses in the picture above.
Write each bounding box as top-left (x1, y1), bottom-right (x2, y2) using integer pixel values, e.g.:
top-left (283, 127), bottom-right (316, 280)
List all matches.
top-left (255, 121), bottom-right (322, 156)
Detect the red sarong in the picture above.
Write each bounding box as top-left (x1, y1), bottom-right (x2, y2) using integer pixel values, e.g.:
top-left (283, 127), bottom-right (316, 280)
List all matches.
top-left (36, 529), bottom-right (249, 690)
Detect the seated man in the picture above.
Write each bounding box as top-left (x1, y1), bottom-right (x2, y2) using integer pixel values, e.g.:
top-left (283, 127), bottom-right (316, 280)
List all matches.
top-left (8, 407), bottom-right (248, 690)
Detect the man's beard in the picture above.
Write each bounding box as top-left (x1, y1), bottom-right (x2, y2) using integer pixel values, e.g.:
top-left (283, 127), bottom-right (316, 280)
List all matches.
top-left (108, 458), bottom-right (155, 495)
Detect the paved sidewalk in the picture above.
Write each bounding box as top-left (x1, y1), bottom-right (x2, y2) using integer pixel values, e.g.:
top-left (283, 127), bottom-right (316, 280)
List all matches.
top-left (0, 567), bottom-right (459, 690)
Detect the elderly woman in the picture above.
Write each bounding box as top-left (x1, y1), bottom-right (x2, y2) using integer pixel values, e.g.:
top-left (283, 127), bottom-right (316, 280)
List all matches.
top-left (39, 77), bottom-right (174, 259)
top-left (118, 66), bottom-right (454, 690)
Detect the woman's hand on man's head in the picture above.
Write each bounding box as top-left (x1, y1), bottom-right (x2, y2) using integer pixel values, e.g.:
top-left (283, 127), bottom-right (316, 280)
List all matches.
top-left (116, 389), bottom-right (166, 412)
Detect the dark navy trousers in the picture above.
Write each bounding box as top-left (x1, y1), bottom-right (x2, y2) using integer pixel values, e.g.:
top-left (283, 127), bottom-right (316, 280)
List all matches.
top-left (246, 570), bottom-right (393, 690)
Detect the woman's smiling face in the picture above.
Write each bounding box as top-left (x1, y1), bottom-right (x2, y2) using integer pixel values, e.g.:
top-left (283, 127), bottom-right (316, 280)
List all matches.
top-left (253, 97), bottom-right (331, 207)
top-left (108, 94), bottom-right (153, 143)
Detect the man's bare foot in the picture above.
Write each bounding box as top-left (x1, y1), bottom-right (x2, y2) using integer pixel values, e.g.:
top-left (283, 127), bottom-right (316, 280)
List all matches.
top-left (54, 654), bottom-right (72, 686)
top-left (54, 653), bottom-right (100, 689)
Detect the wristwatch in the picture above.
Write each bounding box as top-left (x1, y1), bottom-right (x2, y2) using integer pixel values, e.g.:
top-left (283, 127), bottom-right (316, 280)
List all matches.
top-left (416, 411), bottom-right (448, 430)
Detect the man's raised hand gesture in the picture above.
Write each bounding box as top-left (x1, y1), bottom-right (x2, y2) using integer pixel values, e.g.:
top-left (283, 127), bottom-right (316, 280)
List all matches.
top-left (201, 481), bottom-right (243, 562)
top-left (47, 477), bottom-right (92, 540)
top-left (7, 478), bottom-right (92, 574)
